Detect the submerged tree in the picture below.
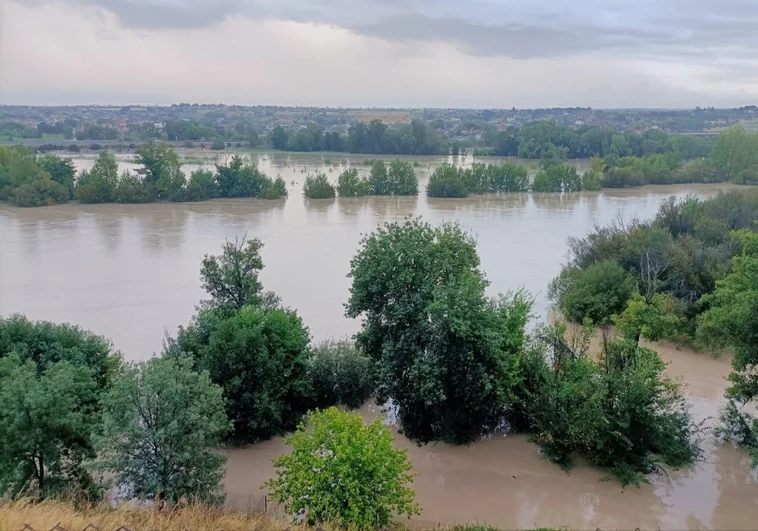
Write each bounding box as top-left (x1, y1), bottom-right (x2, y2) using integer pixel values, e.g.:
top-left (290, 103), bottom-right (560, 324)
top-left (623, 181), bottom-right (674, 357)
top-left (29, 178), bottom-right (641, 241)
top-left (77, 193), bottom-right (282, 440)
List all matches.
top-left (347, 218), bottom-right (531, 443)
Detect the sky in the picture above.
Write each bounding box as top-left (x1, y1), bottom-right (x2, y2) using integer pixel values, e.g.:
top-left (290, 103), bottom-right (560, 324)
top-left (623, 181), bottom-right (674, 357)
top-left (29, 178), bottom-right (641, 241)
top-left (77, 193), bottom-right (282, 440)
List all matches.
top-left (1, 0), bottom-right (758, 108)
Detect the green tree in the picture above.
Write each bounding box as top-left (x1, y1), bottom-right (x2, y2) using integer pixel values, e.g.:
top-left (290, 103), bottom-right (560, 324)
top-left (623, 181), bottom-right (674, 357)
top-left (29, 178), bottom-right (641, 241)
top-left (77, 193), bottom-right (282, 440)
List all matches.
top-left (532, 164), bottom-right (582, 192)
top-left (200, 235), bottom-right (266, 313)
top-left (308, 338), bottom-right (376, 409)
top-left (96, 355), bottom-right (229, 505)
top-left (711, 125), bottom-right (758, 180)
top-left (386, 159), bottom-right (419, 195)
top-left (135, 143), bottom-right (186, 201)
top-left (613, 293), bottom-right (682, 346)
top-left (210, 139), bottom-right (226, 151)
top-left (38, 155), bottom-right (76, 197)
top-left (336, 168), bottom-right (369, 197)
top-left (184, 169), bottom-right (219, 201)
top-left (215, 156), bottom-right (269, 198)
top-left (303, 173), bottom-right (336, 199)
top-left (698, 230), bottom-right (758, 466)
top-left (10, 178), bottom-right (70, 207)
top-left (266, 408), bottom-right (419, 529)
top-left (75, 151), bottom-right (118, 203)
top-left (427, 163), bottom-right (467, 198)
top-left (367, 160), bottom-right (390, 195)
top-left (347, 219), bottom-right (531, 443)
top-left (190, 306), bottom-right (311, 443)
top-left (0, 355), bottom-right (99, 499)
top-left (549, 261), bottom-right (636, 324)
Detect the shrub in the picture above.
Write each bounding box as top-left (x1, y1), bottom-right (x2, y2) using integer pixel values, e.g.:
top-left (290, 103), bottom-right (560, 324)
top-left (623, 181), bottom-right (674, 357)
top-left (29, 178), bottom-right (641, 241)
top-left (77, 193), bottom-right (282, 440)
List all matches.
top-left (673, 160), bottom-right (723, 184)
top-left (210, 139), bottom-right (226, 151)
top-left (115, 173), bottom-right (154, 203)
top-left (549, 260), bottom-right (636, 324)
top-left (260, 176), bottom-right (288, 199)
top-left (266, 408), bottom-right (419, 529)
top-left (387, 159), bottom-right (419, 195)
top-left (183, 140), bottom-right (195, 149)
top-left (526, 336), bottom-right (700, 486)
top-left (427, 164), bottom-right (468, 198)
top-left (601, 167), bottom-right (645, 188)
top-left (184, 169), bottom-right (219, 201)
top-left (336, 168), bottom-right (370, 197)
top-left (308, 338), bottom-right (375, 409)
top-left (303, 173), bottom-right (336, 199)
top-left (532, 164), bottom-right (582, 192)
top-left (733, 164), bottom-right (758, 185)
top-left (487, 163), bottom-right (529, 192)
top-left (10, 178), bottom-right (70, 207)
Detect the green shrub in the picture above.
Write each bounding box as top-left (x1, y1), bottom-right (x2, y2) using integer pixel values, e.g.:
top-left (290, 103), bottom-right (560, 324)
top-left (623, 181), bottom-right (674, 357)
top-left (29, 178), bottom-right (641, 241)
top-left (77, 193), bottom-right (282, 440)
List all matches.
top-left (673, 160), bottom-right (723, 184)
top-left (532, 164), bottom-right (582, 192)
top-left (260, 176), bottom-right (288, 199)
top-left (601, 166), bottom-right (645, 188)
top-left (115, 173), bottom-right (154, 203)
top-left (266, 408), bottom-right (419, 529)
top-left (303, 173), bottom-right (336, 199)
top-left (733, 164), bottom-right (758, 185)
top-left (10, 178), bottom-right (70, 207)
top-left (210, 139), bottom-right (225, 151)
top-left (308, 338), bottom-right (375, 409)
top-left (336, 168), bottom-right (370, 197)
top-left (184, 169), bottom-right (219, 201)
top-left (427, 164), bottom-right (468, 198)
top-left (549, 260), bottom-right (636, 324)
top-left (487, 162), bottom-right (529, 192)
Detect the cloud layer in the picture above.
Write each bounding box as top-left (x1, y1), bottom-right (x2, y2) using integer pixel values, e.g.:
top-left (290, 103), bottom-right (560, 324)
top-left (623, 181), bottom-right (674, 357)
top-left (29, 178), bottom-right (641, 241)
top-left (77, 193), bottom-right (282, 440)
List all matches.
top-left (2, 0), bottom-right (758, 106)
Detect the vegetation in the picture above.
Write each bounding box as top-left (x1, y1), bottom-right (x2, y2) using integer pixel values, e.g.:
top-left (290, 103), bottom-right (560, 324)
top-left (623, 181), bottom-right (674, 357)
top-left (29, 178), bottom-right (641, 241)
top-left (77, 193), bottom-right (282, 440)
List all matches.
top-left (368, 160), bottom-right (419, 196)
top-left (266, 408), bottom-right (419, 529)
top-left (549, 190), bottom-right (758, 343)
top-left (96, 355), bottom-right (229, 505)
top-left (531, 164), bottom-right (582, 193)
top-left (308, 338), bottom-right (376, 409)
top-left (336, 168), bottom-right (370, 197)
top-left (0, 316), bottom-right (121, 499)
top-left (346, 219), bottom-right (531, 444)
top-left (519, 329), bottom-right (700, 486)
top-left (303, 173), bottom-right (337, 199)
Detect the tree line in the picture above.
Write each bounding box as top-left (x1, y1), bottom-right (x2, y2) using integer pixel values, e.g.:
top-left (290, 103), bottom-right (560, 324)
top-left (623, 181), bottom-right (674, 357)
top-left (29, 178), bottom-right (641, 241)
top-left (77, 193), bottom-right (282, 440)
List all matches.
top-left (6, 201), bottom-right (748, 527)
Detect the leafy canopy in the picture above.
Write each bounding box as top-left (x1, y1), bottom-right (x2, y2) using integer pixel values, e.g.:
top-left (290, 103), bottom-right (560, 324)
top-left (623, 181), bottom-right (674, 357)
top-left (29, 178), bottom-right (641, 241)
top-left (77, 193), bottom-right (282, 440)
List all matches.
top-left (266, 408), bottom-right (419, 530)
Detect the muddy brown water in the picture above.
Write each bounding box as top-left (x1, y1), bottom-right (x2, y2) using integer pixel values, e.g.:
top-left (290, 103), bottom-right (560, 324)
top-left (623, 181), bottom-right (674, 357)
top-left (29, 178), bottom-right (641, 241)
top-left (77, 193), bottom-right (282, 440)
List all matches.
top-left (1, 152), bottom-right (756, 528)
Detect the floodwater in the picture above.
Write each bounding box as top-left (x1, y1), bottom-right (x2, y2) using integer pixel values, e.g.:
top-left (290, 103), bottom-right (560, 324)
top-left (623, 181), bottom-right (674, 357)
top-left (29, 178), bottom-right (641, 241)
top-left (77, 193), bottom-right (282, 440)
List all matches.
top-left (1, 152), bottom-right (756, 529)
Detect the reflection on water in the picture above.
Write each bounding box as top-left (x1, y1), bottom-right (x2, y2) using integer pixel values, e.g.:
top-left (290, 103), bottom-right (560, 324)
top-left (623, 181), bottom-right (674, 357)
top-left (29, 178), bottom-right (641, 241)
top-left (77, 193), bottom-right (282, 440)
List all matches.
top-left (0, 152), bottom-right (754, 529)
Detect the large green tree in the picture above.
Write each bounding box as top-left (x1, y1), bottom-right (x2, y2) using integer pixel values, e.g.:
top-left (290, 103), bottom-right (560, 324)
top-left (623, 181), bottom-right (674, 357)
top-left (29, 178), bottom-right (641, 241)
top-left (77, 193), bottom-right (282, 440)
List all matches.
top-left (346, 219), bottom-right (531, 443)
top-left (135, 143), bottom-right (186, 201)
top-left (75, 150), bottom-right (118, 203)
top-left (710, 125), bottom-right (758, 179)
top-left (266, 408), bottom-right (419, 530)
top-left (96, 355), bottom-right (229, 505)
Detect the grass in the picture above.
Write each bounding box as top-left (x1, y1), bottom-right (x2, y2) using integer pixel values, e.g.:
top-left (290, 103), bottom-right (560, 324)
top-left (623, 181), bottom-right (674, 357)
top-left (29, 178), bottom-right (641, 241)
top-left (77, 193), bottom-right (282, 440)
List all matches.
top-left (0, 500), bottom-right (567, 531)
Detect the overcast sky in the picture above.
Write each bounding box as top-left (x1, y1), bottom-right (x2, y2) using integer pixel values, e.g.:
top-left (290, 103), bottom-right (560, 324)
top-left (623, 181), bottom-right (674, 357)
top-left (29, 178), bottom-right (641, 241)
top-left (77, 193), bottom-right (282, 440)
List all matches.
top-left (2, 0), bottom-right (757, 108)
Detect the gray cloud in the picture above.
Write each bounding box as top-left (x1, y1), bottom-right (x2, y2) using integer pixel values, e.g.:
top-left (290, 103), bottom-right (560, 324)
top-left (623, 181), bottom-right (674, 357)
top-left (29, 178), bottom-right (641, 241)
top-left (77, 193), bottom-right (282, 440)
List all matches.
top-left (23, 0), bottom-right (758, 63)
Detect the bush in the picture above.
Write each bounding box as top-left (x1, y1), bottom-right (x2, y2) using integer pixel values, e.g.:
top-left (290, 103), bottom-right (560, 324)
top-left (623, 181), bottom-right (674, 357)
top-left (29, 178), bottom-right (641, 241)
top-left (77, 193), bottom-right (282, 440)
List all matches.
top-left (303, 173), bottom-right (336, 199)
top-left (387, 159), bottom-right (419, 195)
top-left (184, 169), bottom-right (219, 201)
top-left (308, 339), bottom-right (375, 409)
top-left (532, 164), bottom-right (582, 192)
top-left (260, 176), bottom-right (288, 199)
top-left (427, 164), bottom-right (468, 198)
top-left (266, 408), bottom-right (419, 529)
top-left (525, 336), bottom-right (700, 486)
top-left (183, 140), bottom-right (195, 149)
top-left (215, 156), bottom-right (270, 198)
top-left (673, 160), bottom-right (723, 184)
top-left (336, 168), bottom-right (370, 197)
top-left (601, 166), bottom-right (645, 188)
top-left (10, 178), bottom-right (70, 207)
top-left (733, 164), bottom-right (758, 185)
top-left (210, 139), bottom-right (226, 151)
top-left (115, 173), bottom-right (154, 203)
top-left (487, 162), bottom-right (529, 192)
top-left (549, 260), bottom-right (636, 324)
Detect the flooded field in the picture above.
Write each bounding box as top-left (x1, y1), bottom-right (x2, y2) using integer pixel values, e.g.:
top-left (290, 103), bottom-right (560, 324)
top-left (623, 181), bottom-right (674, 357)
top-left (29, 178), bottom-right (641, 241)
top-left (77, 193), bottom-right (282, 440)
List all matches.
top-left (0, 152), bottom-right (754, 529)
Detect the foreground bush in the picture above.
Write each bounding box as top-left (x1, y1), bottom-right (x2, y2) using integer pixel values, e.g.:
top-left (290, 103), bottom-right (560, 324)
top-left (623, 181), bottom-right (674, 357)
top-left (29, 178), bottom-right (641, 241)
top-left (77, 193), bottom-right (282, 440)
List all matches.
top-left (303, 173), bottom-right (336, 199)
top-left (266, 408), bottom-right (419, 529)
top-left (522, 332), bottom-right (700, 486)
top-left (308, 338), bottom-right (376, 409)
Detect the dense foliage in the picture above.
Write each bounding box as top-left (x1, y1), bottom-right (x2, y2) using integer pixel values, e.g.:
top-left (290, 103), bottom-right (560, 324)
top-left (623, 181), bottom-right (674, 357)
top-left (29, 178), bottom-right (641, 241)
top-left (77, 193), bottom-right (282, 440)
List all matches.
top-left (346, 219), bottom-right (531, 443)
top-left (0, 316), bottom-right (121, 499)
top-left (96, 355), bottom-right (229, 505)
top-left (518, 330), bottom-right (700, 486)
top-left (266, 408), bottom-right (419, 529)
top-left (426, 162), bottom-right (530, 197)
top-left (532, 164), bottom-right (583, 193)
top-left (368, 159), bottom-right (419, 196)
top-left (303, 173), bottom-right (336, 199)
top-left (550, 190), bottom-right (758, 342)
top-left (168, 235), bottom-right (312, 444)
top-left (336, 168), bottom-right (370, 197)
top-left (698, 230), bottom-right (758, 466)
top-left (308, 339), bottom-right (376, 409)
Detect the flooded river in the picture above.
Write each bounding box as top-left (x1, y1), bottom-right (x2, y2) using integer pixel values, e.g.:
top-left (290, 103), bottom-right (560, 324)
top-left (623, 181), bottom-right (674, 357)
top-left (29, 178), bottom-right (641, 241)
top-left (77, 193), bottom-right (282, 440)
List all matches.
top-left (0, 152), bottom-right (755, 529)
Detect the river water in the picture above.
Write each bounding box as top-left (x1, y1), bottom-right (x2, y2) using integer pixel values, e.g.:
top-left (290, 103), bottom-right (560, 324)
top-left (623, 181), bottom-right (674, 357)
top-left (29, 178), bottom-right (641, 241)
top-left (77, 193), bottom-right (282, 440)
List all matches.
top-left (0, 152), bottom-right (756, 529)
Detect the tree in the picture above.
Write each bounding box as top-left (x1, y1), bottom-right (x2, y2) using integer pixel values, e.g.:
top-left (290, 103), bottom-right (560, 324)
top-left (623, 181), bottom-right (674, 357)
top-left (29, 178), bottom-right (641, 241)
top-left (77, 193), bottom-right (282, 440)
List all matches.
top-left (613, 293), bottom-right (682, 346)
top-left (303, 173), bottom-right (336, 199)
top-left (10, 178), bottom-right (70, 207)
top-left (193, 306), bottom-right (312, 443)
top-left (336, 168), bottom-right (369, 197)
top-left (427, 163), bottom-right (467, 198)
top-left (308, 338), bottom-right (375, 409)
top-left (698, 230), bottom-right (758, 466)
top-left (266, 408), bottom-right (419, 529)
top-left (271, 127), bottom-right (289, 151)
top-left (367, 160), bottom-right (389, 195)
top-left (0, 355), bottom-right (99, 499)
top-left (210, 139), bottom-right (226, 151)
top-left (75, 151), bottom-right (118, 203)
top-left (135, 143), bottom-right (185, 201)
top-left (386, 159), bottom-right (419, 195)
top-left (96, 355), bottom-right (229, 505)
top-left (215, 156), bottom-right (269, 198)
top-left (711, 125), bottom-right (758, 179)
top-left (346, 219), bottom-right (531, 443)
top-left (38, 155), bottom-right (76, 197)
top-left (199, 235), bottom-right (265, 313)
top-left (532, 164), bottom-right (582, 192)
top-left (549, 260), bottom-right (636, 324)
